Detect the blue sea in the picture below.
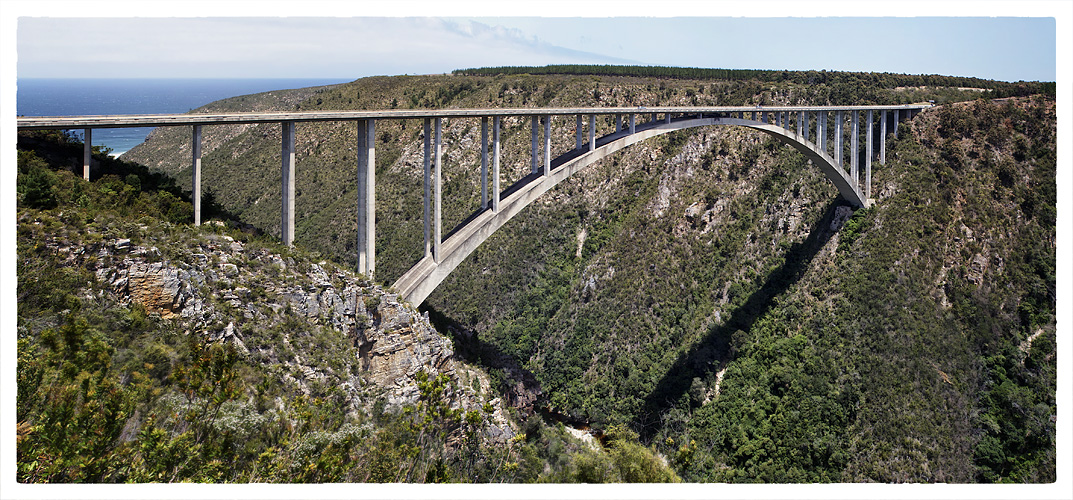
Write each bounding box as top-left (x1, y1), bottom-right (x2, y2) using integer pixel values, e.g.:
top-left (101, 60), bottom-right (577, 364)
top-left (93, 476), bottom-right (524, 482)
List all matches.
top-left (17, 78), bottom-right (350, 156)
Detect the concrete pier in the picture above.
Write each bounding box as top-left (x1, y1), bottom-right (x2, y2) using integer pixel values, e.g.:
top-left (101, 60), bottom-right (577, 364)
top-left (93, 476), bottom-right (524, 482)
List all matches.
top-left (192, 125), bottom-right (202, 225)
top-left (531, 116), bottom-right (539, 174)
top-left (589, 114), bottom-right (596, 152)
top-left (835, 111), bottom-right (843, 167)
top-left (356, 119), bottom-right (376, 277)
top-left (281, 121), bottom-right (296, 247)
top-left (543, 116), bottom-right (551, 176)
top-left (576, 115), bottom-right (583, 150)
top-left (880, 110), bottom-right (887, 165)
top-left (481, 117), bottom-right (489, 209)
top-left (629, 113), bottom-right (636, 134)
top-left (818, 112), bottom-right (826, 154)
top-left (434, 117), bottom-right (442, 262)
top-left (493, 116), bottom-right (501, 213)
top-left (83, 128), bottom-right (92, 180)
top-left (423, 119), bottom-right (431, 257)
top-left (866, 110), bottom-right (873, 200)
top-left (851, 110), bottom-right (859, 183)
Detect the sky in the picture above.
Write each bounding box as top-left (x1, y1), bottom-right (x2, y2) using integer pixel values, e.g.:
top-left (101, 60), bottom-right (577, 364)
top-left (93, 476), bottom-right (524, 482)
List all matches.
top-left (5, 3), bottom-right (1065, 83)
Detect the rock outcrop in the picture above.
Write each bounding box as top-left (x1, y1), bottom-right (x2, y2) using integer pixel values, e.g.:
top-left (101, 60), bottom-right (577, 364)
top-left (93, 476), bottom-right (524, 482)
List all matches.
top-left (37, 218), bottom-right (515, 441)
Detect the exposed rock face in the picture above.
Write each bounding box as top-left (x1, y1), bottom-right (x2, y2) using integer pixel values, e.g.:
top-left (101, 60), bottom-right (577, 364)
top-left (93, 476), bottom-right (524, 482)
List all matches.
top-left (43, 222), bottom-right (515, 441)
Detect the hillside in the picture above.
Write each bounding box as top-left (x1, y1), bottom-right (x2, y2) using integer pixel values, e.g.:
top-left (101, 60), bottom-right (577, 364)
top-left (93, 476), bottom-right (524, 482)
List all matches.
top-left (17, 131), bottom-right (686, 482)
top-left (38, 70), bottom-right (1058, 482)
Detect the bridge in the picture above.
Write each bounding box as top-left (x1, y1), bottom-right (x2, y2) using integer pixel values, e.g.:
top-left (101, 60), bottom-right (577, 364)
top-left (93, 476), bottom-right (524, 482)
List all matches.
top-left (17, 104), bottom-right (930, 305)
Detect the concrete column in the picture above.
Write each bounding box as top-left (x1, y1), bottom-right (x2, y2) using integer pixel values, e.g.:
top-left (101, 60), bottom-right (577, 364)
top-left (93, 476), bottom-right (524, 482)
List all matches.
top-left (629, 113), bottom-right (635, 134)
top-left (481, 117), bottom-right (489, 209)
top-left (423, 119), bottom-right (431, 257)
top-left (543, 116), bottom-right (551, 176)
top-left (531, 116), bottom-right (539, 174)
top-left (835, 111), bottom-right (843, 168)
top-left (588, 114), bottom-right (596, 152)
top-left (665, 113), bottom-right (671, 124)
top-left (615, 115), bottom-right (622, 133)
top-left (576, 114), bottom-right (583, 150)
top-left (751, 111), bottom-right (757, 121)
top-left (802, 111), bottom-right (809, 141)
top-left (357, 119), bottom-right (376, 277)
top-left (880, 110), bottom-right (887, 165)
top-left (434, 117), bottom-right (443, 262)
top-left (493, 116), bottom-right (501, 213)
top-left (83, 128), bottom-right (92, 180)
top-left (851, 110), bottom-right (859, 183)
top-left (281, 121), bottom-right (296, 247)
top-left (866, 109), bottom-right (874, 200)
top-left (893, 110), bottom-right (900, 139)
top-left (819, 112), bottom-right (827, 154)
top-left (192, 125), bottom-right (202, 226)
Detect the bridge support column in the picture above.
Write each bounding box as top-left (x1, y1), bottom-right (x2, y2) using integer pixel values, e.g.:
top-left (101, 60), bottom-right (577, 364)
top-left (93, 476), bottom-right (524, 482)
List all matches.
top-left (835, 111), bottom-right (843, 168)
top-left (615, 115), bottom-right (622, 133)
top-left (83, 128), bottom-right (92, 180)
top-left (281, 121), bottom-right (296, 247)
top-left (851, 110), bottom-right (859, 183)
top-left (629, 113), bottom-right (635, 134)
top-left (493, 116), bottom-right (501, 213)
top-left (576, 114), bottom-right (583, 150)
top-left (423, 119), bottom-right (431, 257)
top-left (357, 119), bottom-right (376, 277)
top-left (893, 110), bottom-right (900, 139)
top-left (543, 116), bottom-right (551, 176)
top-left (818, 112), bottom-right (826, 154)
top-left (866, 110), bottom-right (873, 200)
top-left (481, 117), bottom-right (489, 209)
top-left (880, 110), bottom-right (887, 165)
top-left (665, 113), bottom-right (671, 124)
top-left (192, 125), bottom-right (202, 226)
top-left (531, 116), bottom-right (539, 174)
top-left (588, 114), bottom-right (596, 152)
top-left (797, 111), bottom-right (804, 138)
top-left (434, 118), bottom-right (442, 262)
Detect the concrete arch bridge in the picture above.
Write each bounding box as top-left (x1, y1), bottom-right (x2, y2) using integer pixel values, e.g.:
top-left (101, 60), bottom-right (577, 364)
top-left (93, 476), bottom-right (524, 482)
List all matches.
top-left (17, 104), bottom-right (930, 305)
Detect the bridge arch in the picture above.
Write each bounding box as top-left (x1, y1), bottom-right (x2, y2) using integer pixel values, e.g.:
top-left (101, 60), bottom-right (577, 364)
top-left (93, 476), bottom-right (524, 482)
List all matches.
top-left (394, 113), bottom-right (868, 305)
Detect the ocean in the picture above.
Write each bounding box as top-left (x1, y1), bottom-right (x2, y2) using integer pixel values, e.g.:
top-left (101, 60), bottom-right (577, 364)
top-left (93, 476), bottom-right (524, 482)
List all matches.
top-left (16, 78), bottom-right (350, 156)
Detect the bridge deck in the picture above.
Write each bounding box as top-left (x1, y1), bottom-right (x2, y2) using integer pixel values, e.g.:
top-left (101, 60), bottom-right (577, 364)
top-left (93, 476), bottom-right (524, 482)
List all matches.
top-left (16, 104), bottom-right (931, 130)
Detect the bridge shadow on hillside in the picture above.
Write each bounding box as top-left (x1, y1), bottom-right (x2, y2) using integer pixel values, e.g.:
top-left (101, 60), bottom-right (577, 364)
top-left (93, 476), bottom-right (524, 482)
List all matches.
top-left (637, 198), bottom-right (848, 440)
top-left (421, 305), bottom-right (544, 413)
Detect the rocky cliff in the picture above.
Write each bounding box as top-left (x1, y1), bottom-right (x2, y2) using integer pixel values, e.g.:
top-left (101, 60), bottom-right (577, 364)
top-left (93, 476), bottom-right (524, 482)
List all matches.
top-left (20, 211), bottom-right (516, 441)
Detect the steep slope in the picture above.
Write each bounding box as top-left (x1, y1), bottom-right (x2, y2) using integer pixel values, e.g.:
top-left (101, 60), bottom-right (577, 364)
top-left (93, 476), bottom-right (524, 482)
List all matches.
top-left (120, 73), bottom-right (1056, 482)
top-left (17, 130), bottom-right (685, 483)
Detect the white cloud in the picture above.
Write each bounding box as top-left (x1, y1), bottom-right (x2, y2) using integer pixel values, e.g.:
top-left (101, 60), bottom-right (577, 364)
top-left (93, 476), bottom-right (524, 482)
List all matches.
top-left (17, 17), bottom-right (634, 78)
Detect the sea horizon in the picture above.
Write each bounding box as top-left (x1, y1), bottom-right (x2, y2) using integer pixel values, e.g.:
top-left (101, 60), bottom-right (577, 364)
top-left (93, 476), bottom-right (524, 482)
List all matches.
top-left (17, 77), bottom-right (352, 156)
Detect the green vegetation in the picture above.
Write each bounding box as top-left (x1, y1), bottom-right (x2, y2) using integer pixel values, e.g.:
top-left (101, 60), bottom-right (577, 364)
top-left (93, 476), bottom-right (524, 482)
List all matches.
top-left (20, 69), bottom-right (1056, 483)
top-left (16, 128), bottom-right (678, 483)
top-left (454, 64), bottom-right (1056, 98)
